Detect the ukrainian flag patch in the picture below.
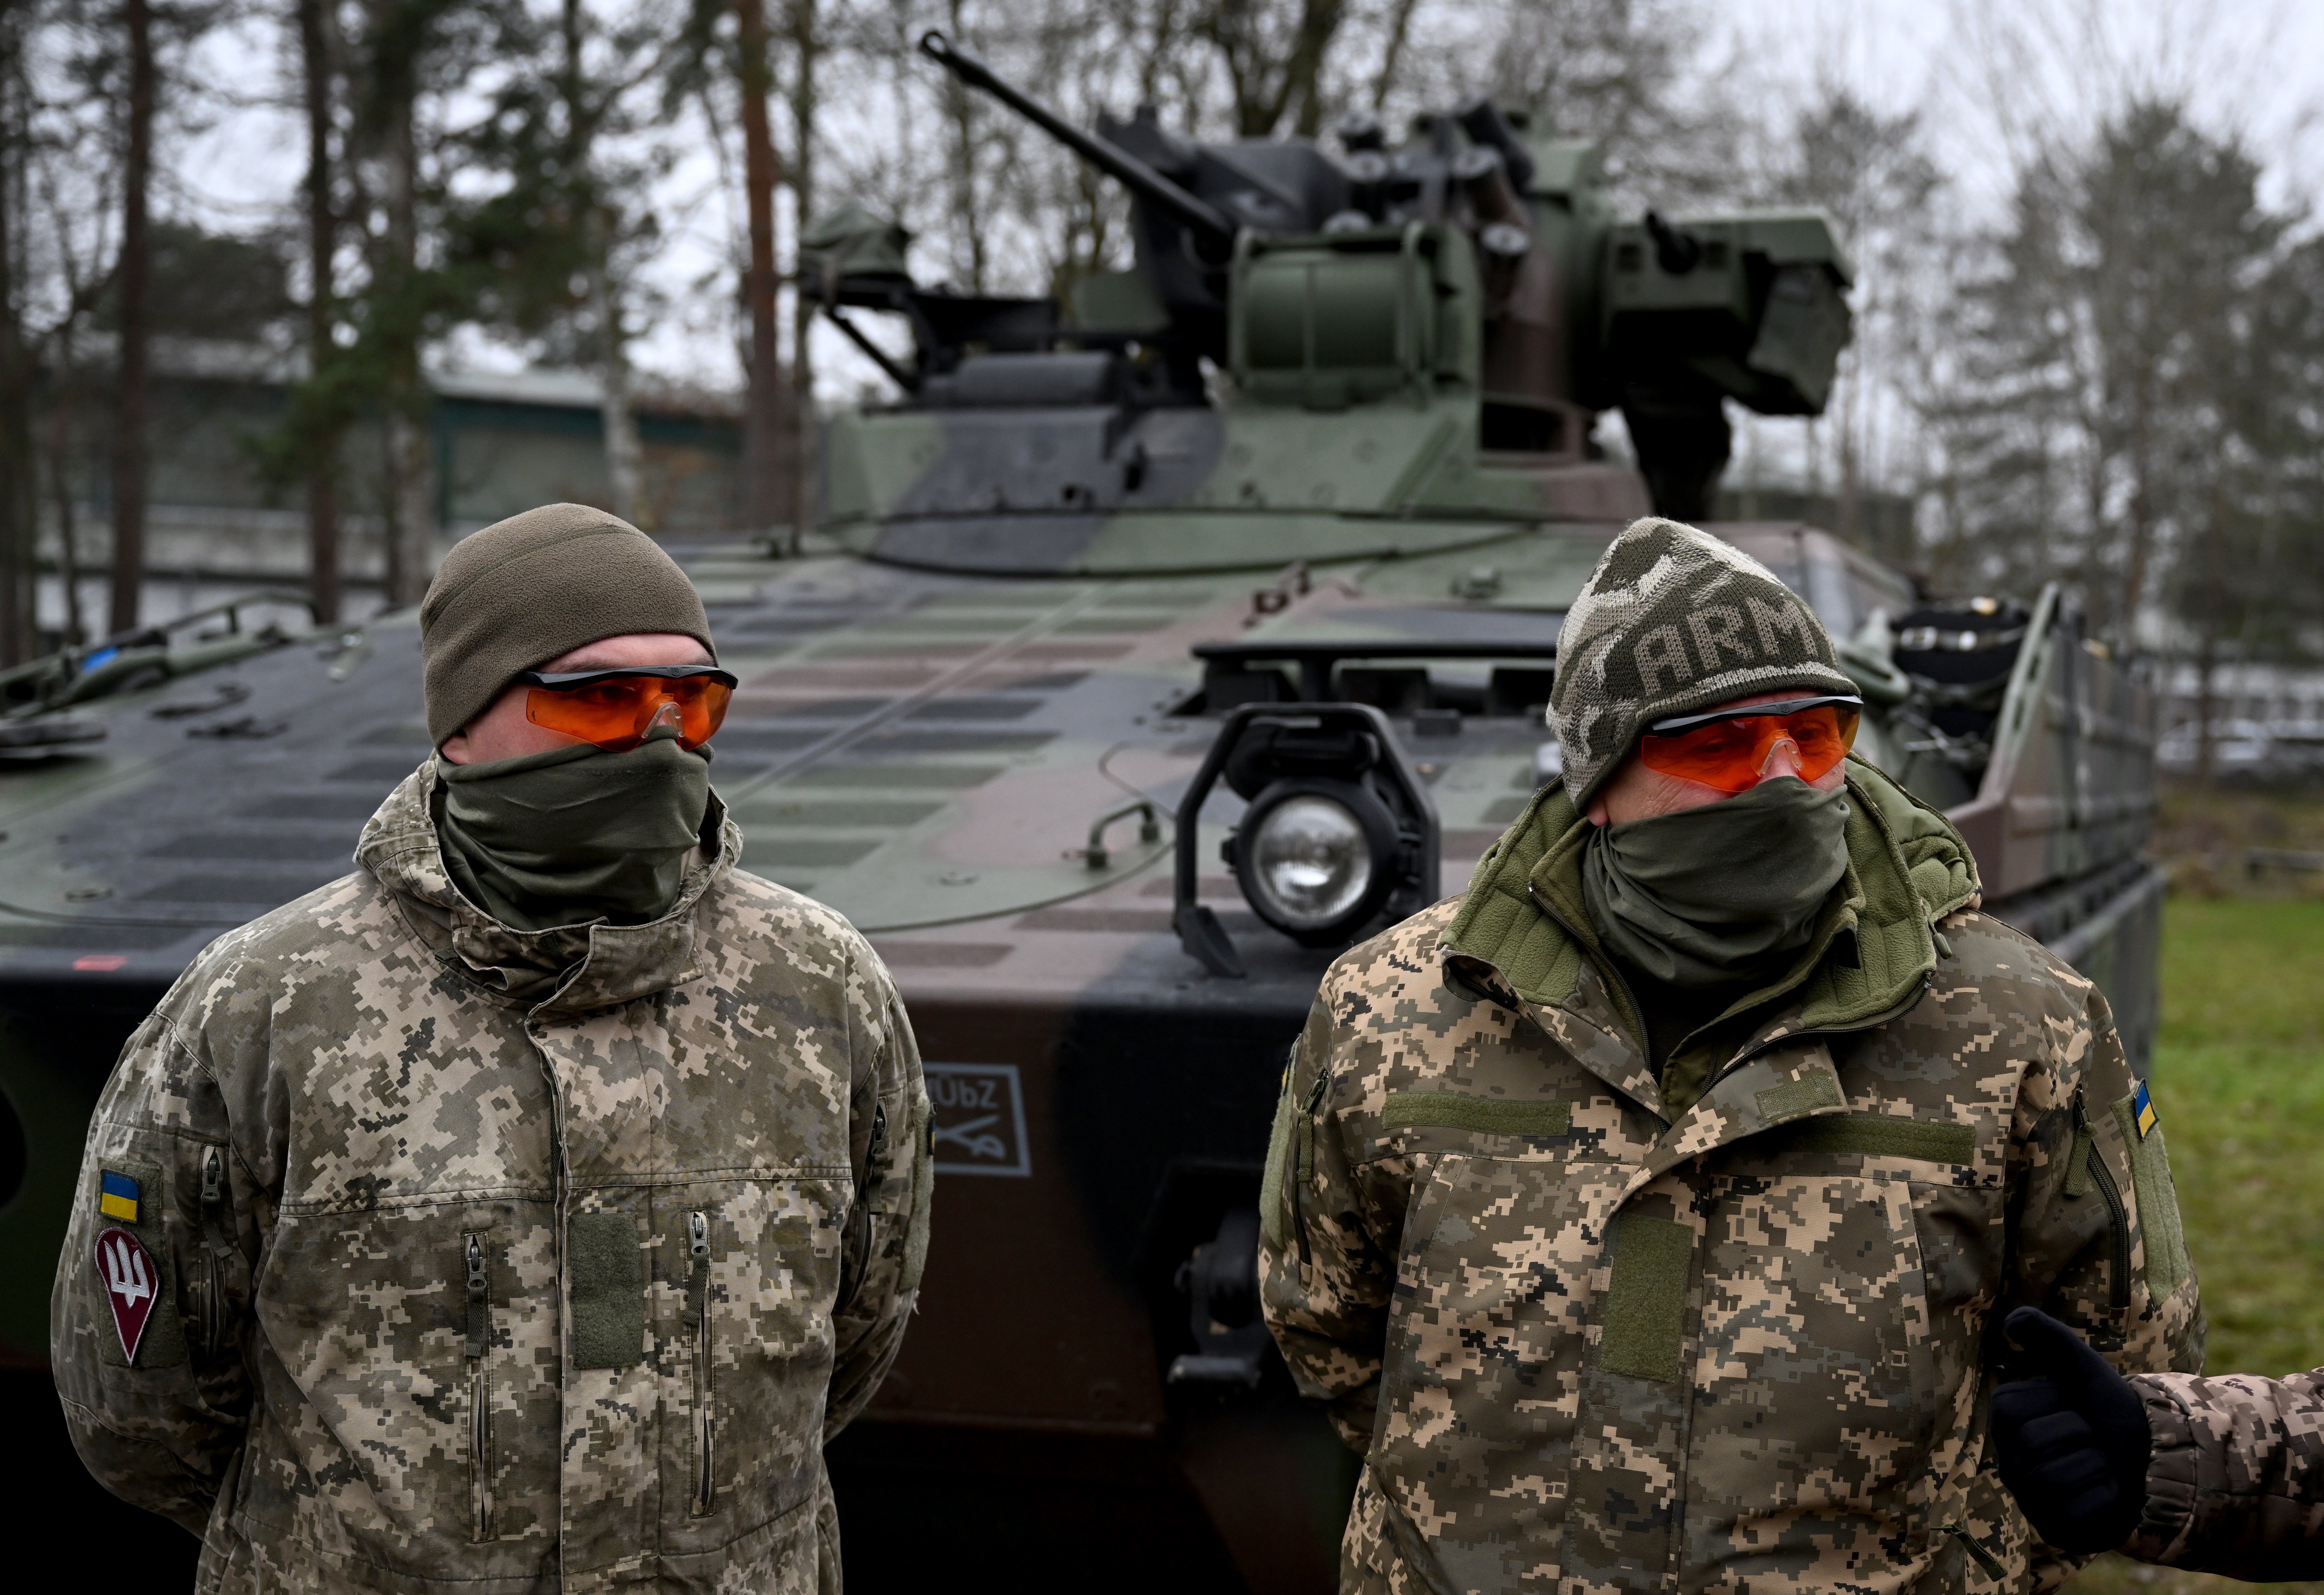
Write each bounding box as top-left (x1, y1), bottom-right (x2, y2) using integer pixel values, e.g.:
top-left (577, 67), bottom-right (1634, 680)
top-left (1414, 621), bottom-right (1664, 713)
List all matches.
top-left (2133, 1081), bottom-right (2158, 1140)
top-left (99, 1170), bottom-right (140, 1223)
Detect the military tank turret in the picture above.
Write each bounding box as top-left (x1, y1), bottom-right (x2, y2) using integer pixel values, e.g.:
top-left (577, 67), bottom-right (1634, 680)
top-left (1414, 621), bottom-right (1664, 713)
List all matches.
top-left (808, 29), bottom-right (1853, 568)
top-left (1, 38), bottom-right (2156, 1594)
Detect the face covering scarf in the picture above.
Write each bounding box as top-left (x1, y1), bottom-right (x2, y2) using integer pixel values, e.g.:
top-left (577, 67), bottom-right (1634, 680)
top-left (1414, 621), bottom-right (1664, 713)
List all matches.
top-left (435, 727), bottom-right (711, 933)
top-left (1580, 775), bottom-right (1850, 990)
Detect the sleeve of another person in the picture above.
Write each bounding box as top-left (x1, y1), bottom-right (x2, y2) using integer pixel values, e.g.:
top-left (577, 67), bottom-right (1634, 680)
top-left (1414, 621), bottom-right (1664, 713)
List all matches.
top-left (1258, 989), bottom-right (1399, 1455)
top-left (50, 994), bottom-right (263, 1537)
top-left (823, 946), bottom-right (933, 1440)
top-left (1985, 952), bottom-right (2207, 1591)
top-left (2127, 1366), bottom-right (2324, 1579)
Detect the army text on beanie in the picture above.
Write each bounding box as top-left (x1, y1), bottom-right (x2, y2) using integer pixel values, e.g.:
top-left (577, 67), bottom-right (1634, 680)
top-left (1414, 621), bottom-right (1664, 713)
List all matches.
top-left (1548, 517), bottom-right (1855, 807)
top-left (419, 503), bottom-right (716, 746)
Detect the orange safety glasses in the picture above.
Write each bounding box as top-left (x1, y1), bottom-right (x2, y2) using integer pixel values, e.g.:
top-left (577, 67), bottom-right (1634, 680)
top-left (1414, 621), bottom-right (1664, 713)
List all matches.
top-left (518, 665), bottom-right (737, 753)
top-left (1638, 695), bottom-right (1862, 794)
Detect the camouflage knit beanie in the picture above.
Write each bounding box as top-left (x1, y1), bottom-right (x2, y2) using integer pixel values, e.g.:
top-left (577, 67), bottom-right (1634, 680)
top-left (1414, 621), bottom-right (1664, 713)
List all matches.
top-left (1548, 517), bottom-right (1854, 807)
top-left (420, 503), bottom-right (716, 745)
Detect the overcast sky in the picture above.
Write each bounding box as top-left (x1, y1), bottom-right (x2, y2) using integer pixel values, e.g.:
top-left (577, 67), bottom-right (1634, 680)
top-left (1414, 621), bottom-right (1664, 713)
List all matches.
top-left (155, 0), bottom-right (2324, 398)
top-left (1722, 0), bottom-right (2324, 215)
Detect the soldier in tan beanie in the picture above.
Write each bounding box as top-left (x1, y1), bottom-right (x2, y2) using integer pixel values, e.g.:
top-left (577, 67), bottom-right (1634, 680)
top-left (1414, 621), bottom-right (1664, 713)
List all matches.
top-left (55, 504), bottom-right (934, 1593)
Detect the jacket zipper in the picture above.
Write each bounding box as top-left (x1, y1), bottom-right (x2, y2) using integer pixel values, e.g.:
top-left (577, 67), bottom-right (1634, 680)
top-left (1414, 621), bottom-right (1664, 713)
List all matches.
top-left (686, 1210), bottom-right (715, 1516)
top-left (198, 1146), bottom-right (227, 1350)
top-left (464, 1232), bottom-right (493, 1541)
top-left (1294, 1067), bottom-right (1330, 1267)
top-left (2072, 1088), bottom-right (2132, 1323)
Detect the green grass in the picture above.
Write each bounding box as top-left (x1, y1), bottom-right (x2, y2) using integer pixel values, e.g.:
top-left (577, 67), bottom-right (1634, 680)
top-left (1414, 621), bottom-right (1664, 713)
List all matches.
top-left (2068, 894), bottom-right (2324, 1594)
top-left (2151, 897), bottom-right (2324, 1378)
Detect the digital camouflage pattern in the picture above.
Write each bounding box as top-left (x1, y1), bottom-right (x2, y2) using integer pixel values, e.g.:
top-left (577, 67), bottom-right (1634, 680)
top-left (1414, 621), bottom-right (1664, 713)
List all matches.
top-left (50, 759), bottom-right (933, 1593)
top-left (1545, 518), bottom-right (1860, 807)
top-left (2127, 1365), bottom-right (2324, 1579)
top-left (1259, 758), bottom-right (2202, 1595)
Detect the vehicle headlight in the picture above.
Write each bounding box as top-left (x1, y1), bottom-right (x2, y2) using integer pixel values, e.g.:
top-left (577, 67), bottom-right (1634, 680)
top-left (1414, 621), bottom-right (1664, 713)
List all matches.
top-left (1232, 778), bottom-right (1399, 945)
top-left (1247, 796), bottom-right (1372, 929)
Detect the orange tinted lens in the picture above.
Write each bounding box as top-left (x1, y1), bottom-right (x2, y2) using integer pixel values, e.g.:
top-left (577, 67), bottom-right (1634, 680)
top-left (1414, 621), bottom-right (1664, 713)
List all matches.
top-left (1639, 705), bottom-right (1858, 793)
top-left (527, 676), bottom-right (733, 751)
top-left (669, 676), bottom-right (732, 747)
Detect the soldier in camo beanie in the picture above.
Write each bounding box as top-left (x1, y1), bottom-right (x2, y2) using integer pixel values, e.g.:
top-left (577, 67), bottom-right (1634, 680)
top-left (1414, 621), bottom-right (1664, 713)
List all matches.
top-left (1548, 517), bottom-right (1857, 807)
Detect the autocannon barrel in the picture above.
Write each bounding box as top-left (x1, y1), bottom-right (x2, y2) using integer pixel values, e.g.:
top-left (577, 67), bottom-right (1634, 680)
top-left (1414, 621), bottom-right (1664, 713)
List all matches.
top-left (917, 29), bottom-right (1238, 252)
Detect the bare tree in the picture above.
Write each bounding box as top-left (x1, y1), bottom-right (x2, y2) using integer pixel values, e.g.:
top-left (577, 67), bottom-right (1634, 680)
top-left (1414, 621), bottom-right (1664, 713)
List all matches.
top-left (1194, 0), bottom-right (1347, 137)
top-left (298, 0), bottom-right (340, 621)
top-left (106, 0), bottom-right (151, 633)
top-left (0, 0), bottom-right (35, 662)
top-left (1754, 87), bottom-right (1945, 564)
top-left (786, 0), bottom-right (818, 546)
top-left (558, 0), bottom-right (645, 527)
top-left (737, 0), bottom-right (784, 532)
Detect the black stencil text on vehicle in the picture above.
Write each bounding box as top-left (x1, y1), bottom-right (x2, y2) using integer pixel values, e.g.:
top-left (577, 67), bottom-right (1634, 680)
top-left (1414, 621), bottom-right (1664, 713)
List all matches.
top-left (923, 1063), bottom-right (1032, 1177)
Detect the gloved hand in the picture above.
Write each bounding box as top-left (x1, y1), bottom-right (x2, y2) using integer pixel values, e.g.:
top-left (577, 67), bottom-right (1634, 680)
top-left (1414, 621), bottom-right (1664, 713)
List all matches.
top-left (1990, 1305), bottom-right (2153, 1553)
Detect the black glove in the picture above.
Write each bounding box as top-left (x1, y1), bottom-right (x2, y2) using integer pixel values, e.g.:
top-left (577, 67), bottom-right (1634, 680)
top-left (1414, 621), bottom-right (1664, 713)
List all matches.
top-left (1990, 1305), bottom-right (2152, 1553)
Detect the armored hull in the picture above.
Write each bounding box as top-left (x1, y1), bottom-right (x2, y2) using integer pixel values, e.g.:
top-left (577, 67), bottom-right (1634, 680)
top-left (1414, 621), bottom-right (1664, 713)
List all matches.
top-left (0, 514), bottom-right (2156, 1588)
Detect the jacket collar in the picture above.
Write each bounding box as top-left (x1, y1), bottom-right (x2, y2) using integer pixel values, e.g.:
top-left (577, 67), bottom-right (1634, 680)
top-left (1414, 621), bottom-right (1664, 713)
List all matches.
top-left (355, 755), bottom-right (741, 1016)
top-left (1439, 756), bottom-right (1979, 1128)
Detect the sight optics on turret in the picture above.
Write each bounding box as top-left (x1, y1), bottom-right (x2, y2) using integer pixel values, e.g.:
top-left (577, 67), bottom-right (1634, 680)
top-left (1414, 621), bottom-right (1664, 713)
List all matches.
top-left (800, 30), bottom-right (1852, 552)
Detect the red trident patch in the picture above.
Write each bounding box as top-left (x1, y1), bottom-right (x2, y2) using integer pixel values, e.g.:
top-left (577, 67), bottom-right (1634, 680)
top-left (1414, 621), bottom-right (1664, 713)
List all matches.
top-left (94, 1228), bottom-right (160, 1363)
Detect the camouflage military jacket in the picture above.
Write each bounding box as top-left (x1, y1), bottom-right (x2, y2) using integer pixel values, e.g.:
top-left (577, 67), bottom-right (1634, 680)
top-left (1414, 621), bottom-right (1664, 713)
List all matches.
top-left (1260, 760), bottom-right (2203, 1595)
top-left (51, 761), bottom-right (933, 1594)
top-left (2126, 1365), bottom-right (2324, 1579)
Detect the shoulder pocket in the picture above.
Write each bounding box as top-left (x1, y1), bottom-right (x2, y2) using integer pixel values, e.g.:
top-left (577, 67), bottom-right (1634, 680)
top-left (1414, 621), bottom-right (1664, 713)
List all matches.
top-left (2110, 1090), bottom-right (2190, 1297)
top-left (87, 1152), bottom-right (190, 1370)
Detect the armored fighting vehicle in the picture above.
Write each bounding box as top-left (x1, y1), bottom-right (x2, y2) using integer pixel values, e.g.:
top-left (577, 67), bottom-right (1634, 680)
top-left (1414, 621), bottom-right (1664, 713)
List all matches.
top-left (1, 33), bottom-right (2159, 1589)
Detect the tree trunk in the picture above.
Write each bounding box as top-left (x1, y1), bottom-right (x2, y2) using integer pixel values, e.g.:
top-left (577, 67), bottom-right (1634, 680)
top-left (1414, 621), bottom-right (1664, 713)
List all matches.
top-left (736, 0), bottom-right (785, 535)
top-left (50, 410), bottom-right (84, 645)
top-left (0, 8), bottom-right (34, 663)
top-left (941, 0), bottom-right (983, 294)
top-left (380, 42), bottom-right (433, 605)
top-left (2119, 378), bottom-right (2154, 638)
top-left (47, 325), bottom-right (86, 645)
top-left (300, 0), bottom-right (341, 623)
top-left (786, 0), bottom-right (818, 555)
top-left (591, 253), bottom-right (645, 526)
top-left (1369, 0), bottom-right (1419, 109)
top-left (109, 0), bottom-right (154, 636)
top-left (556, 0), bottom-right (643, 529)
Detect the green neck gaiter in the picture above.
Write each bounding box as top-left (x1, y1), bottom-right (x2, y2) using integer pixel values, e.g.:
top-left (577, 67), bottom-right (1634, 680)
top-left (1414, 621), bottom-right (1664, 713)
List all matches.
top-left (435, 728), bottom-right (712, 933)
top-left (1581, 776), bottom-right (1850, 990)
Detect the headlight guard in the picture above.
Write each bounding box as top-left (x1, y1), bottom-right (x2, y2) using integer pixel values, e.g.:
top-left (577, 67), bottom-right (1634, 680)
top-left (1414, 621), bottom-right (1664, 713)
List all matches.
top-left (1173, 703), bottom-right (1439, 977)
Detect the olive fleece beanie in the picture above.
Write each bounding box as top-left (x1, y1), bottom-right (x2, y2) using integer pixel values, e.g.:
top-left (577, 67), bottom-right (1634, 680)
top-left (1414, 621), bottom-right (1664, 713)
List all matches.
top-left (420, 503), bottom-right (716, 745)
top-left (1548, 517), bottom-right (1854, 807)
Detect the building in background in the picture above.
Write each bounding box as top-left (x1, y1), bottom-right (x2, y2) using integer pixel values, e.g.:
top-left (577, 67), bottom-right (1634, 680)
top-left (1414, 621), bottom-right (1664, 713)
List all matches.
top-left (38, 335), bottom-right (744, 638)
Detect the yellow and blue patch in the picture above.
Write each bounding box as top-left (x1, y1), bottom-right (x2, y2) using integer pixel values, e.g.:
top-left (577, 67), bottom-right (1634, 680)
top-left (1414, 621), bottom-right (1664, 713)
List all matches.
top-left (2133, 1081), bottom-right (2158, 1140)
top-left (98, 1170), bottom-right (139, 1224)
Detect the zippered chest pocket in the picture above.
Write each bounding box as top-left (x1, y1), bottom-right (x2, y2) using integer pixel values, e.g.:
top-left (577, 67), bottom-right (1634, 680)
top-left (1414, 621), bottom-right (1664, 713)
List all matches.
top-left (665, 1182), bottom-right (844, 1529)
top-left (684, 1211), bottom-right (716, 1517)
